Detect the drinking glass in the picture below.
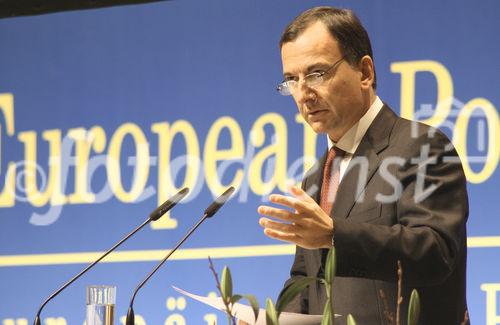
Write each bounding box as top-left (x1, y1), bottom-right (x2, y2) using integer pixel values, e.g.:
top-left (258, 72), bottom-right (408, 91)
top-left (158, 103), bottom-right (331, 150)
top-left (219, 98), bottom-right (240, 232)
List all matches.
top-left (86, 285), bottom-right (116, 325)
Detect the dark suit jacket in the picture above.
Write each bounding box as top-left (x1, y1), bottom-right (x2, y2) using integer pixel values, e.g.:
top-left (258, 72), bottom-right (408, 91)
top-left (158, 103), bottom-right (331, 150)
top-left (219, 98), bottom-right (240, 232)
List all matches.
top-left (280, 105), bottom-right (469, 325)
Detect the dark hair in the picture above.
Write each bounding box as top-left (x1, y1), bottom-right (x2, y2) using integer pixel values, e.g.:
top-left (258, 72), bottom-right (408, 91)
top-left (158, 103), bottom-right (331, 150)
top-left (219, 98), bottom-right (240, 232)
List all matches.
top-left (280, 6), bottom-right (376, 89)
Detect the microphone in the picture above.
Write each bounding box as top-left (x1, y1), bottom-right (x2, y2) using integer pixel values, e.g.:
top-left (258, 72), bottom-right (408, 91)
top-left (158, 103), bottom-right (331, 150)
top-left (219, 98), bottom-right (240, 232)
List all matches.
top-left (33, 187), bottom-right (189, 325)
top-left (126, 186), bottom-right (235, 325)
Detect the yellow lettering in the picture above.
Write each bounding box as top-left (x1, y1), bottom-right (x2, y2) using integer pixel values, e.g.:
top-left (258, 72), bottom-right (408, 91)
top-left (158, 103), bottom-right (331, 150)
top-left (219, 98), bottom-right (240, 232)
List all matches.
top-left (107, 123), bottom-right (150, 203)
top-left (204, 116), bottom-right (244, 194)
top-left (481, 283), bottom-right (500, 325)
top-left (165, 314), bottom-right (185, 325)
top-left (391, 60), bottom-right (453, 127)
top-left (18, 130), bottom-right (66, 207)
top-left (0, 94), bottom-right (14, 135)
top-left (2, 319), bottom-right (27, 325)
top-left (44, 318), bottom-right (66, 325)
top-left (151, 120), bottom-right (200, 229)
top-left (453, 98), bottom-right (499, 183)
top-left (67, 127), bottom-right (106, 203)
top-left (248, 113), bottom-right (288, 195)
top-left (0, 93), bottom-right (16, 207)
top-left (203, 314), bottom-right (217, 325)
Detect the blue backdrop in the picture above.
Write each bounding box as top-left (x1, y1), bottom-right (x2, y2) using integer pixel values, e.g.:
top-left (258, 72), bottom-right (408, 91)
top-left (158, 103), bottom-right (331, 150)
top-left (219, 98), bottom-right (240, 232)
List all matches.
top-left (0, 0), bottom-right (499, 324)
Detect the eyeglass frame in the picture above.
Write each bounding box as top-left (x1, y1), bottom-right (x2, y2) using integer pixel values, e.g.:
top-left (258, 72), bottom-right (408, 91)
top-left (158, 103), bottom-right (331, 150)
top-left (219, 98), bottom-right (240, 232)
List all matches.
top-left (276, 56), bottom-right (345, 96)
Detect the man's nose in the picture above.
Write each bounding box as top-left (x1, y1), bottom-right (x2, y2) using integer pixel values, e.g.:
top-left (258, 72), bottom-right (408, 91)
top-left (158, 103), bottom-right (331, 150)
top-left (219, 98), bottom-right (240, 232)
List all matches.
top-left (294, 82), bottom-right (317, 104)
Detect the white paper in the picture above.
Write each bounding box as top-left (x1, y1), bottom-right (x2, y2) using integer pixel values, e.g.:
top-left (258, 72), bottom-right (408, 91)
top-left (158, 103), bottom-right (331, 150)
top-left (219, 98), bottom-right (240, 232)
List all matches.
top-left (173, 286), bottom-right (327, 325)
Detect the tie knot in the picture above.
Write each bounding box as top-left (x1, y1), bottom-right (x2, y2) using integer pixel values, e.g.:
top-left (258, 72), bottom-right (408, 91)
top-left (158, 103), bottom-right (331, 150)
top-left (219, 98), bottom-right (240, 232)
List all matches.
top-left (326, 146), bottom-right (344, 163)
top-left (333, 146), bottom-right (345, 155)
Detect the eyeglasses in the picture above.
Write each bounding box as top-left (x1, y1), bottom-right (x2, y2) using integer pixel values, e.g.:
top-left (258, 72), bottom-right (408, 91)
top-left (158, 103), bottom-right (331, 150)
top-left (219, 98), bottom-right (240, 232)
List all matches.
top-left (276, 57), bottom-right (345, 96)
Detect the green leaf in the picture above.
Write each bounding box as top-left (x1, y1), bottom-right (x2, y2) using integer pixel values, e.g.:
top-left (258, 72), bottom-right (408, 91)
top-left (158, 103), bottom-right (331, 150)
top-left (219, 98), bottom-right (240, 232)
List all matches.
top-left (241, 294), bottom-right (260, 323)
top-left (347, 314), bottom-right (357, 325)
top-left (324, 247), bottom-right (336, 285)
top-left (265, 298), bottom-right (279, 325)
top-left (408, 289), bottom-right (420, 325)
top-left (230, 294), bottom-right (242, 304)
top-left (221, 266), bottom-right (233, 302)
top-left (320, 299), bottom-right (331, 325)
top-left (276, 277), bottom-right (317, 314)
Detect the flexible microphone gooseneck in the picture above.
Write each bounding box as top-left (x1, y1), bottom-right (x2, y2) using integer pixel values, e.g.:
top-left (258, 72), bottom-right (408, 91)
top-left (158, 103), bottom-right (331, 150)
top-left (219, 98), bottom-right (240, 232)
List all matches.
top-left (125, 186), bottom-right (235, 325)
top-left (33, 187), bottom-right (189, 325)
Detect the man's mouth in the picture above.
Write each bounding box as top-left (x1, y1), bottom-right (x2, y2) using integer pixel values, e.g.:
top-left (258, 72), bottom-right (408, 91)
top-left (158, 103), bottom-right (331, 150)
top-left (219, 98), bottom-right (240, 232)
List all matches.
top-left (308, 109), bottom-right (328, 116)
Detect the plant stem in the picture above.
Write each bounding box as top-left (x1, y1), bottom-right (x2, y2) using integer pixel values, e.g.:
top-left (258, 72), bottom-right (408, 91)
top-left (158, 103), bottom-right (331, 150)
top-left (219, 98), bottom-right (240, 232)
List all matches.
top-left (379, 289), bottom-right (394, 325)
top-left (396, 260), bottom-right (403, 325)
top-left (208, 256), bottom-right (236, 325)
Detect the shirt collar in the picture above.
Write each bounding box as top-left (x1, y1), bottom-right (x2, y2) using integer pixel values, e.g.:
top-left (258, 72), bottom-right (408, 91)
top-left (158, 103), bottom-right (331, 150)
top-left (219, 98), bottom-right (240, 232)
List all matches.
top-left (328, 96), bottom-right (384, 154)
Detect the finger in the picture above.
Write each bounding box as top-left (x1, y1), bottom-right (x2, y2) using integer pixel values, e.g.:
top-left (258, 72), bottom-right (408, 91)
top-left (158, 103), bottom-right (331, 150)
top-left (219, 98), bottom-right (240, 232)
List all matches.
top-left (262, 227), bottom-right (301, 245)
top-left (269, 194), bottom-right (309, 212)
top-left (258, 205), bottom-right (296, 222)
top-left (289, 185), bottom-right (316, 204)
top-left (259, 217), bottom-right (299, 233)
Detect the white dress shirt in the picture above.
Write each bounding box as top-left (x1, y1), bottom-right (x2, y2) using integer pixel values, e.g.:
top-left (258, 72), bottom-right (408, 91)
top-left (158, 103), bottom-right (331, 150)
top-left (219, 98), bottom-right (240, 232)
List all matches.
top-left (327, 96), bottom-right (384, 181)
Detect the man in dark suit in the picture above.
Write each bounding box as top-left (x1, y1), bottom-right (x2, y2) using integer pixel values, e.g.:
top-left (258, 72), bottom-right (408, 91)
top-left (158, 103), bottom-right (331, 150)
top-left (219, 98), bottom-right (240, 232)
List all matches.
top-left (255, 6), bottom-right (469, 324)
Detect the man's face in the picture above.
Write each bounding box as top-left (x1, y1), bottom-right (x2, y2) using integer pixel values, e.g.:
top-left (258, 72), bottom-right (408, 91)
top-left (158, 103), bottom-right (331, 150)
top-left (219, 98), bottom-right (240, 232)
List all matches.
top-left (281, 22), bottom-right (369, 141)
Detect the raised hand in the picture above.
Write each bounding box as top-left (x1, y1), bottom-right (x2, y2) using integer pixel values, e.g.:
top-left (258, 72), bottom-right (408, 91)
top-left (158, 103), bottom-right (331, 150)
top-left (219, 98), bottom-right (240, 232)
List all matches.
top-left (258, 186), bottom-right (334, 249)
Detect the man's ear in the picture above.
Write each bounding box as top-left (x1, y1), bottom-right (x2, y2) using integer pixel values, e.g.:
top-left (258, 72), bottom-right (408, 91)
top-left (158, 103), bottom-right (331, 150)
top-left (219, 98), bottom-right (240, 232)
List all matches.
top-left (359, 55), bottom-right (375, 89)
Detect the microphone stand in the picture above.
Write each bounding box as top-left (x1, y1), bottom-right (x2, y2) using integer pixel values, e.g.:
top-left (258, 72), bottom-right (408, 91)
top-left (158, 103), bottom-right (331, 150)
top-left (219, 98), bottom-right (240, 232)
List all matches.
top-left (126, 186), bottom-right (235, 325)
top-left (33, 187), bottom-right (189, 325)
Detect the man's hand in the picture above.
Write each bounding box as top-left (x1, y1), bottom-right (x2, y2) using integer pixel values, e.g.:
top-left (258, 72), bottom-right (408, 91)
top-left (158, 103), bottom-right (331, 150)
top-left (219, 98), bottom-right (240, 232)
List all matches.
top-left (258, 186), bottom-right (334, 249)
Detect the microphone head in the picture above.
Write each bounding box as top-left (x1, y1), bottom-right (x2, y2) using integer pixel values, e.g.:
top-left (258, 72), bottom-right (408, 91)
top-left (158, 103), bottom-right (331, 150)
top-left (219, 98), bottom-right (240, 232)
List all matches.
top-left (204, 186), bottom-right (235, 218)
top-left (149, 187), bottom-right (189, 221)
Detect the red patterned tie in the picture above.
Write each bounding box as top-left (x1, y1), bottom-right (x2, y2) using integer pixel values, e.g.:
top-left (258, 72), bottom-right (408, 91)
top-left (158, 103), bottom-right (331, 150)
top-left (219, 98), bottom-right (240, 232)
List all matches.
top-left (320, 147), bottom-right (344, 215)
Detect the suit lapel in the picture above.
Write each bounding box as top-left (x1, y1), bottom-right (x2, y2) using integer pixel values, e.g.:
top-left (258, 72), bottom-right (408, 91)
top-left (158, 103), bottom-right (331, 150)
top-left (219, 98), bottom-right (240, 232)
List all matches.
top-left (332, 105), bottom-right (397, 220)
